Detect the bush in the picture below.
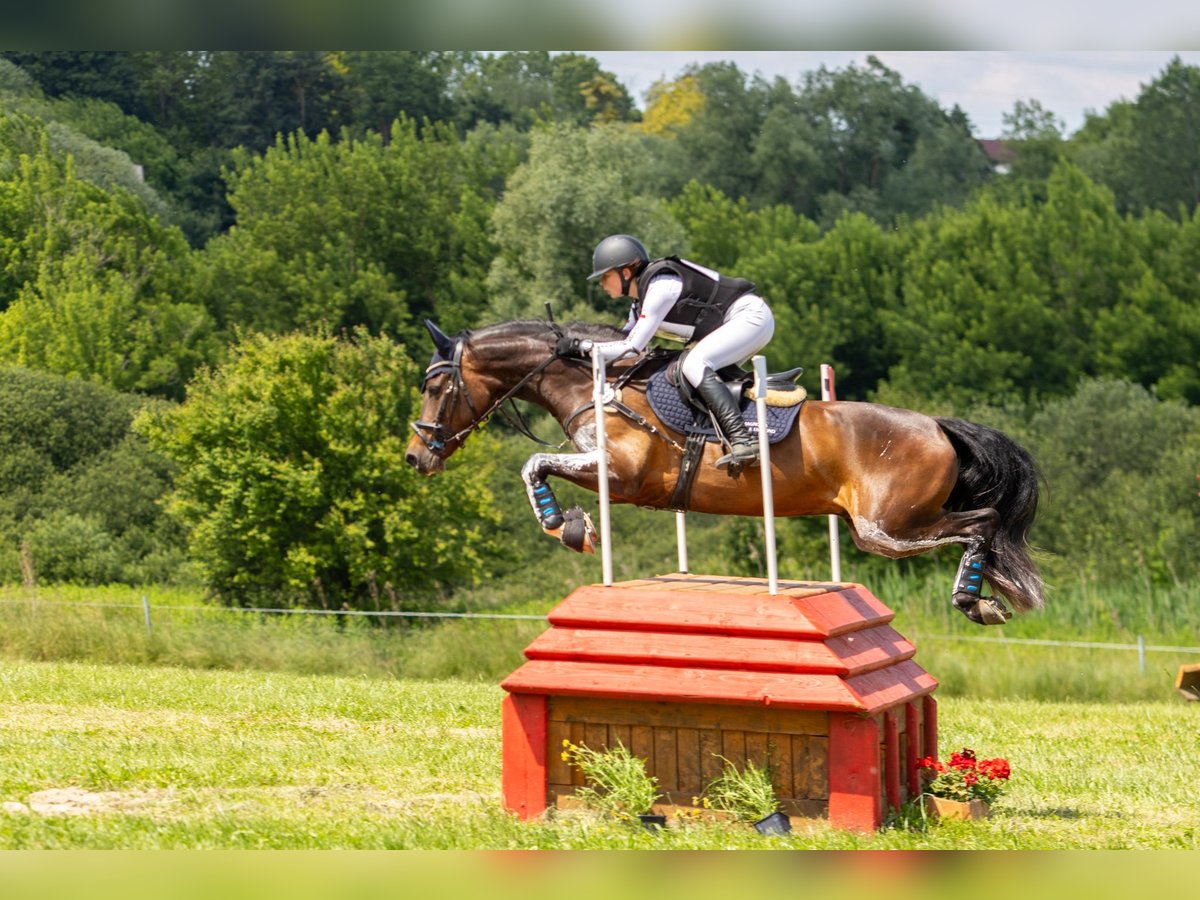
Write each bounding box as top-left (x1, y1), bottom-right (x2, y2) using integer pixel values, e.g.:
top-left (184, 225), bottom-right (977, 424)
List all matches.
top-left (137, 329), bottom-right (505, 609)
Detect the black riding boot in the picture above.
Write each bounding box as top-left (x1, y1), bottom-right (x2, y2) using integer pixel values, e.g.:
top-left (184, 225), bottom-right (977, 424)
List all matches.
top-left (695, 369), bottom-right (758, 468)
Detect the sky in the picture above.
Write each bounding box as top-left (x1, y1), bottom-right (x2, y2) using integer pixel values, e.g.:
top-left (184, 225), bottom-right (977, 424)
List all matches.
top-left (585, 50), bottom-right (1200, 137)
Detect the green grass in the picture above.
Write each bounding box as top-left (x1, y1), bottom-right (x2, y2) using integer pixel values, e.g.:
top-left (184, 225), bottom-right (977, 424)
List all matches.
top-left (0, 659), bottom-right (1195, 849)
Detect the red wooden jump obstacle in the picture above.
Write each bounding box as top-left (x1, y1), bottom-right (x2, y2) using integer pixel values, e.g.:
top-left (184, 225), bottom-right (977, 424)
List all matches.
top-left (501, 573), bottom-right (938, 831)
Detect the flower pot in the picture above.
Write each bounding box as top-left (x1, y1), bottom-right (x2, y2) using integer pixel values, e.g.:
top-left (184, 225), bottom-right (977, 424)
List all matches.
top-left (753, 811), bottom-right (792, 835)
top-left (922, 795), bottom-right (990, 821)
top-left (638, 813), bottom-right (667, 832)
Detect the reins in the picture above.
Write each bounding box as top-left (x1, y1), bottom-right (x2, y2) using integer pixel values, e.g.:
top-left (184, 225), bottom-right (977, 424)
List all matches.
top-left (414, 332), bottom-right (685, 457)
top-left (411, 336), bottom-right (567, 453)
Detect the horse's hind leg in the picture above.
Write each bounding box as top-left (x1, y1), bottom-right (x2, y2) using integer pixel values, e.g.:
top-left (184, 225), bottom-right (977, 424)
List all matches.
top-left (847, 505), bottom-right (1011, 626)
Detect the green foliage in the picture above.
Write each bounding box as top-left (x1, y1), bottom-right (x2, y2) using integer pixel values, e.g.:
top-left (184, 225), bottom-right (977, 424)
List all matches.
top-left (702, 757), bottom-right (780, 822)
top-left (486, 123), bottom-right (687, 322)
top-left (136, 330), bottom-right (504, 608)
top-left (1026, 379), bottom-right (1200, 586)
top-left (0, 367), bottom-right (184, 585)
top-left (0, 112), bottom-right (216, 397)
top-left (198, 119), bottom-right (500, 344)
top-left (561, 740), bottom-right (660, 821)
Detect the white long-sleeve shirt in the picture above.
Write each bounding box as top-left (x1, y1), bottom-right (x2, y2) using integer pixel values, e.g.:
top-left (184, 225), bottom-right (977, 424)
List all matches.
top-left (590, 272), bottom-right (693, 363)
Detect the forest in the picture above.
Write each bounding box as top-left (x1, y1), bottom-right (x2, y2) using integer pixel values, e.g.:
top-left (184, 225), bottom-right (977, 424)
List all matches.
top-left (0, 50), bottom-right (1197, 613)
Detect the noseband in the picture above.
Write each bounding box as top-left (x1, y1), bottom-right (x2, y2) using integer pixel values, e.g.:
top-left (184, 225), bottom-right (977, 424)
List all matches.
top-left (411, 335), bottom-right (563, 455)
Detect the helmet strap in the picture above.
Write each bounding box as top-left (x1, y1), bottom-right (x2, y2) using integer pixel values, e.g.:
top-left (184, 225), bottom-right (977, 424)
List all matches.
top-left (618, 266), bottom-right (634, 297)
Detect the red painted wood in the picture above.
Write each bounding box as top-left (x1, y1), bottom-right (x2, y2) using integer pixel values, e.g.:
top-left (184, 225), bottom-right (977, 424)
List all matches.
top-left (828, 713), bottom-right (881, 831)
top-left (525, 624), bottom-right (915, 677)
top-left (503, 659), bottom-right (866, 711)
top-left (547, 584), bottom-right (892, 639)
top-left (548, 586), bottom-right (828, 638)
top-left (923, 695), bottom-right (938, 763)
top-left (788, 586), bottom-right (895, 637)
top-left (501, 693), bottom-right (548, 820)
top-left (843, 659), bottom-right (938, 715)
top-left (905, 701), bottom-right (921, 799)
top-left (884, 710), bottom-right (901, 812)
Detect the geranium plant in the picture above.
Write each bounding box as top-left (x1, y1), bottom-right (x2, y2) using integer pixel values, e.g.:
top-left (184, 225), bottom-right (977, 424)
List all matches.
top-left (918, 748), bottom-right (1011, 805)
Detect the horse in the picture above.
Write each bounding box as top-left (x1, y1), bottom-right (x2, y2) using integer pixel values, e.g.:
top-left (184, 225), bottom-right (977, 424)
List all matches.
top-left (406, 318), bottom-right (1043, 626)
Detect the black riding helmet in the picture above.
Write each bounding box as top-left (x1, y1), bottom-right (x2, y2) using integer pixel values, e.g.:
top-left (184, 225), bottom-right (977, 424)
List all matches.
top-left (588, 234), bottom-right (649, 295)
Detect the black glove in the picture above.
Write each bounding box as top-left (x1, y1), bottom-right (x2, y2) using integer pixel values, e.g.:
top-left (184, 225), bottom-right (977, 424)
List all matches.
top-left (555, 336), bottom-right (592, 359)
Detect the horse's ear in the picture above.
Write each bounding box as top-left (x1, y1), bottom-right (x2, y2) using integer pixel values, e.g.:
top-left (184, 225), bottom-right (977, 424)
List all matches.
top-left (424, 319), bottom-right (455, 357)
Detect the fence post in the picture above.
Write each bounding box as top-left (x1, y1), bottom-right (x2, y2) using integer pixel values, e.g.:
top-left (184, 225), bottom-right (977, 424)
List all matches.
top-left (752, 356), bottom-right (778, 595)
top-left (142, 595), bottom-right (153, 636)
top-left (592, 354), bottom-right (614, 586)
top-left (820, 364), bottom-right (842, 583)
top-left (676, 512), bottom-right (688, 573)
top-left (1138, 635), bottom-right (1145, 673)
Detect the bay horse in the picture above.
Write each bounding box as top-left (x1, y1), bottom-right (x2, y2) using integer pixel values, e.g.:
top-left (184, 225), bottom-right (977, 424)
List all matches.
top-left (406, 319), bottom-right (1043, 626)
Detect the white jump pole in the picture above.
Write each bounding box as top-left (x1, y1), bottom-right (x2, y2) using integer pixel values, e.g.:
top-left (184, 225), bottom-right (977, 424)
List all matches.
top-left (592, 354), bottom-right (614, 586)
top-left (676, 512), bottom-right (688, 573)
top-left (752, 356), bottom-right (778, 595)
top-left (820, 364), bottom-right (842, 583)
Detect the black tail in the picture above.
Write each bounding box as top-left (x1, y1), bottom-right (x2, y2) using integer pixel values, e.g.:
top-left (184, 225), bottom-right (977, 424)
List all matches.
top-left (936, 417), bottom-right (1044, 612)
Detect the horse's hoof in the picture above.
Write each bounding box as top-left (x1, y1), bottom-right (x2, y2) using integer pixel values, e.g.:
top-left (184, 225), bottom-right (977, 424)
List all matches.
top-left (955, 593), bottom-right (1011, 626)
top-left (551, 506), bottom-right (597, 554)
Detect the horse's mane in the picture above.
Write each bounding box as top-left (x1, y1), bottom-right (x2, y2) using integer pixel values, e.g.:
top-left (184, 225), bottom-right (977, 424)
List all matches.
top-left (466, 318), bottom-right (626, 347)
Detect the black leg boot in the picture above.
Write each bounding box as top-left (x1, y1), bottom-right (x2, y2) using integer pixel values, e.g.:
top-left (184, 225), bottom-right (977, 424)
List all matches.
top-left (695, 369), bottom-right (758, 468)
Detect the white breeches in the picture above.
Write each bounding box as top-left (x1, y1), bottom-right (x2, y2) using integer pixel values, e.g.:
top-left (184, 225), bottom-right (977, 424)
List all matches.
top-left (679, 295), bottom-right (775, 387)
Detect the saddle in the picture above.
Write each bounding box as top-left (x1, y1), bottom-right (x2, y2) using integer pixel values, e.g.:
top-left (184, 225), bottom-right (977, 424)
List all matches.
top-left (636, 351), bottom-right (805, 512)
top-left (646, 352), bottom-right (806, 444)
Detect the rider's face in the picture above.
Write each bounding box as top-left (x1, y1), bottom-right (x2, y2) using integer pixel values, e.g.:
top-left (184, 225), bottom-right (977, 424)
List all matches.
top-left (599, 267), bottom-right (636, 299)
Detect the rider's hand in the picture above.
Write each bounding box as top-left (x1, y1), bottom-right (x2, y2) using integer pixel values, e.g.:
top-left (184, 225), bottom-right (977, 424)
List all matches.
top-left (554, 336), bottom-right (593, 359)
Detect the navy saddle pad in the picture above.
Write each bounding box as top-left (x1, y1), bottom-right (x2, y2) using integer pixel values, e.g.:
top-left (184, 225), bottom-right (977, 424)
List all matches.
top-left (645, 368), bottom-right (802, 444)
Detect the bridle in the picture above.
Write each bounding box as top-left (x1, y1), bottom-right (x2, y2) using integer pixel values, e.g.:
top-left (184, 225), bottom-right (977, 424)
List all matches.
top-left (410, 335), bottom-right (564, 455)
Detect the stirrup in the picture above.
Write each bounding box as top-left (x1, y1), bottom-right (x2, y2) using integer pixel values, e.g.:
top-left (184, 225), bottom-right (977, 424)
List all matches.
top-left (716, 442), bottom-right (759, 470)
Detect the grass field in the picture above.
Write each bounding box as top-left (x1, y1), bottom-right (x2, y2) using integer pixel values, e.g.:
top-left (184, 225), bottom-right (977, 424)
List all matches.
top-left (0, 659), bottom-right (1195, 850)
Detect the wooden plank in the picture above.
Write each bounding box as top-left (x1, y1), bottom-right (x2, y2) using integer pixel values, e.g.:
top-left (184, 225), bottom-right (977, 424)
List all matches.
top-left (609, 723), bottom-right (632, 753)
top-left (792, 734), bottom-right (828, 800)
top-left (569, 721), bottom-right (586, 786)
top-left (500, 693), bottom-right (547, 821)
top-left (654, 727), bottom-right (678, 793)
top-left (923, 695), bottom-right (938, 764)
top-left (884, 710), bottom-right (901, 813)
top-left (699, 729), bottom-right (724, 786)
top-left (780, 798), bottom-right (828, 819)
top-left (721, 730), bottom-right (747, 771)
top-left (549, 696), bottom-right (828, 736)
top-left (744, 731), bottom-right (770, 770)
top-left (548, 586), bottom-right (831, 637)
top-left (583, 722), bottom-right (607, 752)
top-left (525, 627), bottom-right (846, 674)
top-left (905, 702), bottom-right (921, 799)
top-left (676, 728), bottom-right (702, 800)
top-left (843, 659), bottom-right (938, 714)
top-left (630, 725), bottom-right (654, 771)
top-left (823, 625), bottom-right (917, 675)
top-left (827, 713), bottom-right (881, 831)
top-left (546, 719), bottom-right (572, 786)
top-left (503, 660), bottom-right (867, 711)
top-left (788, 586), bottom-right (895, 637)
top-left (768, 736), bottom-right (794, 801)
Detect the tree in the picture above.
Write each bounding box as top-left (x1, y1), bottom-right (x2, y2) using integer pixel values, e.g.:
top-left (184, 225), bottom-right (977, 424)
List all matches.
top-left (0, 366), bottom-right (182, 585)
top-left (136, 330), bottom-right (504, 607)
top-left (485, 123), bottom-right (686, 323)
top-left (197, 118), bottom-right (500, 345)
top-left (0, 113), bottom-right (216, 397)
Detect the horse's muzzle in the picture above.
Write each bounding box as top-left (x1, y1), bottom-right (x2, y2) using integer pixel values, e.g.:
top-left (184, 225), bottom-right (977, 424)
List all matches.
top-left (405, 443), bottom-right (446, 475)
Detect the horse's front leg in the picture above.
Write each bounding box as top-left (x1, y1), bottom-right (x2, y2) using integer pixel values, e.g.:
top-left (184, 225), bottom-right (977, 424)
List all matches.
top-left (521, 451), bottom-right (602, 554)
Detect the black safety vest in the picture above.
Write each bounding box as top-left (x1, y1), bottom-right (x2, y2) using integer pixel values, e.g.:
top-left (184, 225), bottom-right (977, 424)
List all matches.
top-left (633, 257), bottom-right (757, 342)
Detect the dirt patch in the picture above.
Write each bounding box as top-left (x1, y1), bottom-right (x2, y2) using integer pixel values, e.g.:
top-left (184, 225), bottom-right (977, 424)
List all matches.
top-left (23, 787), bottom-right (176, 817)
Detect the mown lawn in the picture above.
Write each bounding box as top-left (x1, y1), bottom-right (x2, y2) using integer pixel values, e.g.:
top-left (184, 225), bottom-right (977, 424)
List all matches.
top-left (0, 659), bottom-right (1195, 850)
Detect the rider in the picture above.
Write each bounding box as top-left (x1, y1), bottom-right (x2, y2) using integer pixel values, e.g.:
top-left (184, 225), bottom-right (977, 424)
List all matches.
top-left (561, 234), bottom-right (775, 468)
